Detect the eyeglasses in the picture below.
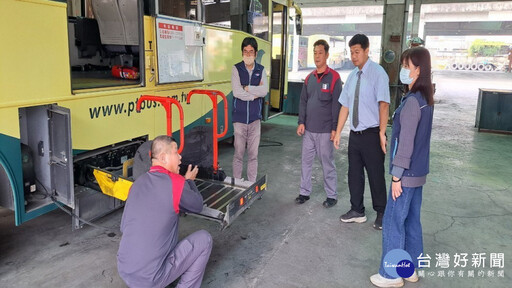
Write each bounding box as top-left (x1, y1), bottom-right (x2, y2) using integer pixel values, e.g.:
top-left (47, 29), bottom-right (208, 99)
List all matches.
top-left (243, 50), bottom-right (256, 56)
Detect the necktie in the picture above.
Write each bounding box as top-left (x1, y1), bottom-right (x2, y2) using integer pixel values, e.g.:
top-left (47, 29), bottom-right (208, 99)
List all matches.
top-left (352, 70), bottom-right (362, 129)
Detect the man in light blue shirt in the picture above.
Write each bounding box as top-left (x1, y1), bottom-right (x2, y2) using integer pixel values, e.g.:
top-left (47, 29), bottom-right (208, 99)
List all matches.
top-left (333, 34), bottom-right (390, 230)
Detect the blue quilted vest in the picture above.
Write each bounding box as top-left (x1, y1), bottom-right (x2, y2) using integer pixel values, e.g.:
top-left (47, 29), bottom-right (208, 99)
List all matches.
top-left (233, 61), bottom-right (264, 124)
top-left (390, 91), bottom-right (434, 178)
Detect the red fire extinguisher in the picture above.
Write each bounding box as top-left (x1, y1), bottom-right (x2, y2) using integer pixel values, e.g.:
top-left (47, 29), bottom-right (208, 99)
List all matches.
top-left (112, 65), bottom-right (140, 80)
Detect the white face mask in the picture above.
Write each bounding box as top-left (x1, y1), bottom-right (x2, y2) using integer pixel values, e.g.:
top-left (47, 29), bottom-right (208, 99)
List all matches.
top-left (243, 55), bottom-right (255, 66)
top-left (400, 67), bottom-right (414, 85)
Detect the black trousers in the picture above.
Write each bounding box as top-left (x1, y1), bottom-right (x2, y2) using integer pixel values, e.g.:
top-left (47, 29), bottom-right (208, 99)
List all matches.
top-left (348, 127), bottom-right (387, 214)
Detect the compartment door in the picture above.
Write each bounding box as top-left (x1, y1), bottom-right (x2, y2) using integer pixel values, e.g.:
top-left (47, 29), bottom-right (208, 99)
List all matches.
top-left (48, 105), bottom-right (74, 208)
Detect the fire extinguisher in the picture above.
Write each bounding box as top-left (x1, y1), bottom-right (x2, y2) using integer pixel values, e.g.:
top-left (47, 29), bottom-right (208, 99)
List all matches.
top-left (112, 65), bottom-right (140, 80)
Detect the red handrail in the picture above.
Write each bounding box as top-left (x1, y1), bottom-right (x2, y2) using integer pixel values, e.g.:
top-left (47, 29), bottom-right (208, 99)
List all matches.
top-left (136, 95), bottom-right (185, 154)
top-left (186, 89), bottom-right (228, 172)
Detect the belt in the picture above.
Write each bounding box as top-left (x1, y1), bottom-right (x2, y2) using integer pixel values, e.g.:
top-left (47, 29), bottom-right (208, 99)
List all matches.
top-left (351, 126), bottom-right (380, 135)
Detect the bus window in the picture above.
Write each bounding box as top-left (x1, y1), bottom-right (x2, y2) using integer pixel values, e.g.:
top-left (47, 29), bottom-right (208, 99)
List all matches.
top-left (249, 0), bottom-right (269, 41)
top-left (204, 0), bottom-right (230, 28)
top-left (202, 0), bottom-right (269, 41)
top-left (159, 0), bottom-right (201, 21)
top-left (67, 0), bottom-right (143, 90)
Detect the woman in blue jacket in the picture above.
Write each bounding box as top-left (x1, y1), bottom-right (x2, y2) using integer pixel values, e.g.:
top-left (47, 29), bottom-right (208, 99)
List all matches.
top-left (370, 47), bottom-right (434, 288)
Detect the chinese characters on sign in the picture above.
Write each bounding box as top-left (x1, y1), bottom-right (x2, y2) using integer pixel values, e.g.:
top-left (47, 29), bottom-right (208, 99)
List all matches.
top-left (158, 23), bottom-right (184, 40)
top-left (415, 252), bottom-right (504, 278)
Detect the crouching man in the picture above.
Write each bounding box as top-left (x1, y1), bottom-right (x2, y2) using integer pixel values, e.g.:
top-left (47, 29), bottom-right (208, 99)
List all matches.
top-left (117, 135), bottom-right (212, 288)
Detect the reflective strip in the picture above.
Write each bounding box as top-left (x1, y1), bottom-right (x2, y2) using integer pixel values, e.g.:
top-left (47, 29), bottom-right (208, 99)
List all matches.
top-left (246, 102), bottom-right (250, 124)
top-left (392, 138), bottom-right (399, 159)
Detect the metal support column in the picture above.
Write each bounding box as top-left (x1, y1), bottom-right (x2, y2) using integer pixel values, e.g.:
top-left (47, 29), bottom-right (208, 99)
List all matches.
top-left (411, 0), bottom-right (422, 38)
top-left (381, 0), bottom-right (409, 116)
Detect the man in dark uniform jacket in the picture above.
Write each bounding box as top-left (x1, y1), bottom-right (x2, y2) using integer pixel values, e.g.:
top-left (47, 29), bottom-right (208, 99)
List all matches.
top-left (296, 39), bottom-right (343, 208)
top-left (117, 135), bottom-right (212, 288)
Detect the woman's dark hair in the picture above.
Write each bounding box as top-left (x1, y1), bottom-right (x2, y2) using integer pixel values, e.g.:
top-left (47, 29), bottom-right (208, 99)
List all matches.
top-left (349, 34), bottom-right (369, 50)
top-left (313, 39), bottom-right (329, 53)
top-left (404, 47), bottom-right (434, 106)
top-left (241, 37), bottom-right (258, 52)
top-left (400, 49), bottom-right (410, 67)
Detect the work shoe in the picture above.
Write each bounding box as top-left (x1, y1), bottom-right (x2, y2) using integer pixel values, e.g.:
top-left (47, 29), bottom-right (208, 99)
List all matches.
top-left (404, 270), bottom-right (418, 283)
top-left (295, 195), bottom-right (310, 204)
top-left (322, 198), bottom-right (337, 208)
top-left (340, 209), bottom-right (367, 223)
top-left (373, 212), bottom-right (384, 230)
top-left (370, 273), bottom-right (404, 288)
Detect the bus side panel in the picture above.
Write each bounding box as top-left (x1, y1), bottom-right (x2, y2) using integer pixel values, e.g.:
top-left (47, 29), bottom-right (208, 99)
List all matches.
top-left (64, 88), bottom-right (210, 151)
top-left (64, 93), bottom-right (156, 151)
top-left (0, 0), bottom-right (70, 108)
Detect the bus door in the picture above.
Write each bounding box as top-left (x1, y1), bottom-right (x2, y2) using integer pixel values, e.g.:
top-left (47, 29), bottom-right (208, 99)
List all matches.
top-left (268, 2), bottom-right (288, 119)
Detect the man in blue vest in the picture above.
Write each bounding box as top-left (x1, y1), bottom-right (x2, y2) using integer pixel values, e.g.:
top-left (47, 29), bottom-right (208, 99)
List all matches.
top-left (231, 37), bottom-right (268, 182)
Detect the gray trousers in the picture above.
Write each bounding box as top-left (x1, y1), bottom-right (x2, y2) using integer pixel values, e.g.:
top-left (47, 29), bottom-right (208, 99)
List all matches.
top-left (300, 130), bottom-right (337, 199)
top-left (162, 230), bottom-right (212, 288)
top-left (233, 120), bottom-right (261, 182)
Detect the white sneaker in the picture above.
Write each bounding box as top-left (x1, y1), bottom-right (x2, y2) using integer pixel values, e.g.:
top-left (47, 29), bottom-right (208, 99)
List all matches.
top-left (404, 270), bottom-right (418, 283)
top-left (370, 274), bottom-right (404, 288)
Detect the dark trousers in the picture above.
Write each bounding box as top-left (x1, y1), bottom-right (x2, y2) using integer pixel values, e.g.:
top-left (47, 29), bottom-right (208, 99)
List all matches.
top-left (348, 128), bottom-right (387, 214)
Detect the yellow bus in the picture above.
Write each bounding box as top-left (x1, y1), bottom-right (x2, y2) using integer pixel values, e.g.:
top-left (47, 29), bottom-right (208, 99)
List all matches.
top-left (0, 0), bottom-right (301, 228)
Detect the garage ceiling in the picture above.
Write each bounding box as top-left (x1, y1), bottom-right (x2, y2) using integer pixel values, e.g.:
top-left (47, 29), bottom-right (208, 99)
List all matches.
top-left (294, 0), bottom-right (382, 8)
top-left (293, 0), bottom-right (510, 8)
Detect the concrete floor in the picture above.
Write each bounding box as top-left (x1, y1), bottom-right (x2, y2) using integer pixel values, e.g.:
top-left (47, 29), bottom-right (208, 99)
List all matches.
top-left (1, 70), bottom-right (511, 288)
